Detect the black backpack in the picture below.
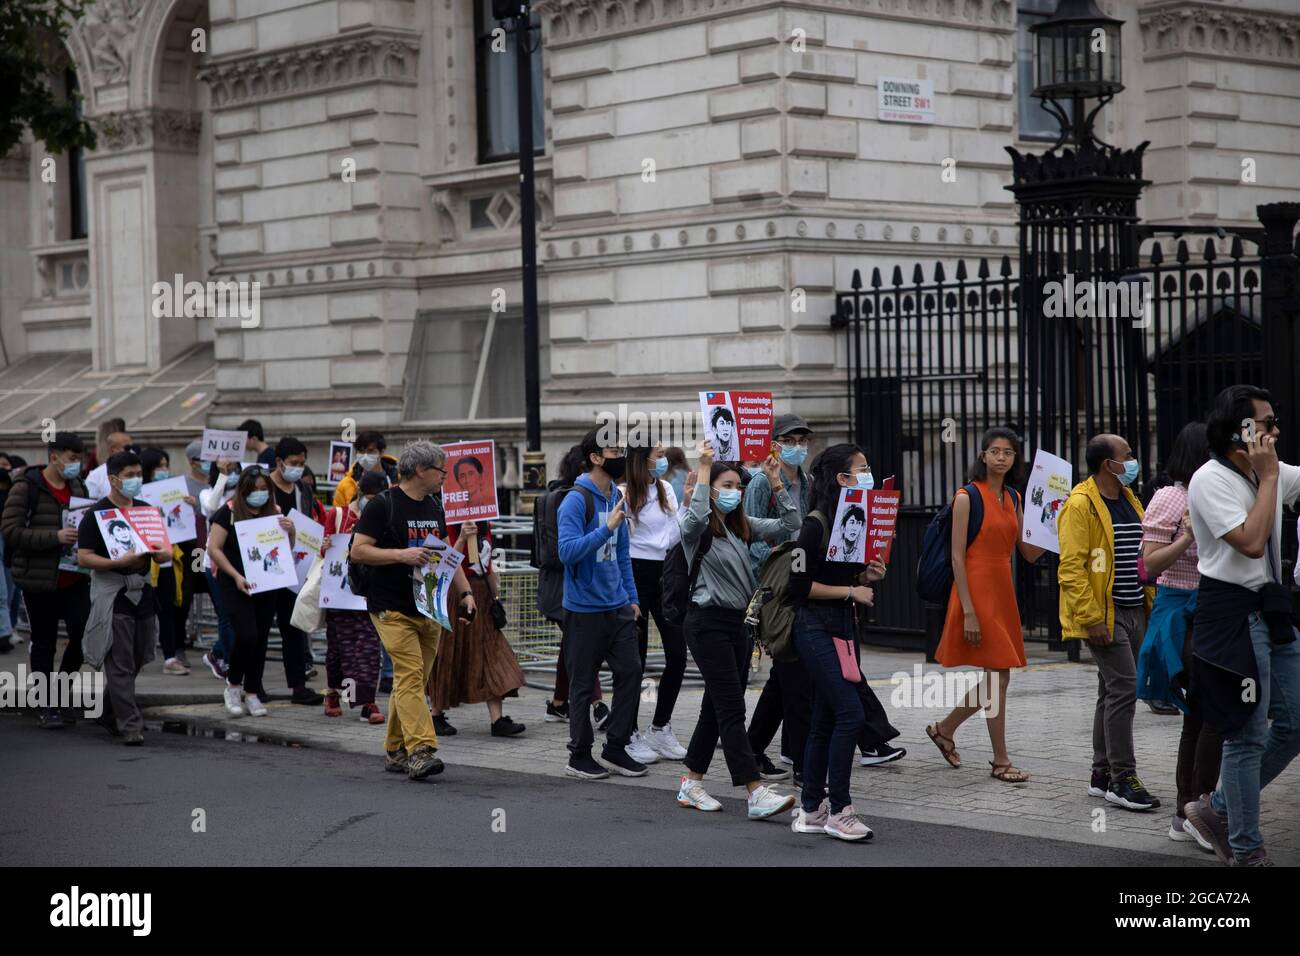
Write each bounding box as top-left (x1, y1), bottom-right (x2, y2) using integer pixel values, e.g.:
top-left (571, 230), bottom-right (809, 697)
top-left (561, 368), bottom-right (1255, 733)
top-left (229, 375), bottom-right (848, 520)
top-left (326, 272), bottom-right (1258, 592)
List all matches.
top-left (530, 484), bottom-right (594, 572)
top-left (660, 533), bottom-right (714, 629)
top-left (346, 489), bottom-right (446, 597)
top-left (915, 483), bottom-right (1020, 604)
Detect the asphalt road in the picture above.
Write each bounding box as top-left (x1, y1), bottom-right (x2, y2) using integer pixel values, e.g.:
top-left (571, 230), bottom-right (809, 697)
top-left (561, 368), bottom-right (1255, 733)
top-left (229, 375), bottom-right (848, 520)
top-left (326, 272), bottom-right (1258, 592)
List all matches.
top-left (1, 713), bottom-right (1195, 867)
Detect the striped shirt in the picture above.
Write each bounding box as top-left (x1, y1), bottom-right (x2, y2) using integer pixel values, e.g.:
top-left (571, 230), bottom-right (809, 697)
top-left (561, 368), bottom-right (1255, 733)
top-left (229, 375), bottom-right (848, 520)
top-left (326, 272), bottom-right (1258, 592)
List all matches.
top-left (1141, 483), bottom-right (1199, 590)
top-left (1104, 494), bottom-right (1145, 606)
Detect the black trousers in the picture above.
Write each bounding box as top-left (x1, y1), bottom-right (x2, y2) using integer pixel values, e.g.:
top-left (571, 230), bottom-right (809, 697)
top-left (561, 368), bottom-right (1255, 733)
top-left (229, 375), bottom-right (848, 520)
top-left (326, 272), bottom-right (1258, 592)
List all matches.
top-left (273, 587), bottom-right (310, 688)
top-left (154, 565), bottom-right (192, 659)
top-left (748, 658), bottom-right (812, 772)
top-left (222, 579), bottom-right (277, 696)
top-left (564, 606), bottom-right (641, 757)
top-left (1177, 629), bottom-right (1223, 811)
top-left (684, 605), bottom-right (759, 787)
top-left (631, 557), bottom-right (688, 728)
top-left (25, 582), bottom-right (91, 680)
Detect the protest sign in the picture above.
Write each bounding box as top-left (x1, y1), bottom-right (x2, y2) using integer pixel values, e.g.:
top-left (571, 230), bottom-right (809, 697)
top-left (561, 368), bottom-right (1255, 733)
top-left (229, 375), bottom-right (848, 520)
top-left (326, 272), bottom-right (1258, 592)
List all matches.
top-left (199, 428), bottom-right (248, 462)
top-left (59, 496), bottom-right (95, 574)
top-left (1023, 449), bottom-right (1074, 554)
top-left (442, 439), bottom-right (499, 524)
top-left (93, 506), bottom-right (171, 562)
top-left (866, 489), bottom-right (902, 563)
top-left (319, 535), bottom-right (366, 611)
top-left (698, 391), bottom-right (773, 461)
top-left (413, 535), bottom-right (465, 629)
top-left (286, 508), bottom-right (324, 593)
top-left (233, 515), bottom-right (295, 593)
top-left (328, 442), bottom-right (352, 484)
top-left (141, 476), bottom-right (197, 543)
top-left (826, 487), bottom-right (868, 563)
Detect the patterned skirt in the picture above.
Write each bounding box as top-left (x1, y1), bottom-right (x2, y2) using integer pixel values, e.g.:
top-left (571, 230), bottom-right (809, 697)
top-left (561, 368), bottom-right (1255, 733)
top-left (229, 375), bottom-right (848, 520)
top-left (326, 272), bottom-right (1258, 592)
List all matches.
top-left (427, 577), bottom-right (526, 710)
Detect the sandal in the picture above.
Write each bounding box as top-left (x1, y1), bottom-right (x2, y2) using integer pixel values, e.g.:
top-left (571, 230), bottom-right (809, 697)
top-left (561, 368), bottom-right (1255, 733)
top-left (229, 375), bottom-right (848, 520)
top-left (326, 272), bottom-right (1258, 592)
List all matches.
top-left (989, 761), bottom-right (1029, 783)
top-left (925, 723), bottom-right (961, 768)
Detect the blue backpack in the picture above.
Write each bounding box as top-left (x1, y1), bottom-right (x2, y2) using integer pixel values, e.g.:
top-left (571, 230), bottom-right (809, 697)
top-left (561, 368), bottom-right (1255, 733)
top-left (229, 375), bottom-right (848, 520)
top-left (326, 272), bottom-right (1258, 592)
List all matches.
top-left (916, 483), bottom-right (1020, 604)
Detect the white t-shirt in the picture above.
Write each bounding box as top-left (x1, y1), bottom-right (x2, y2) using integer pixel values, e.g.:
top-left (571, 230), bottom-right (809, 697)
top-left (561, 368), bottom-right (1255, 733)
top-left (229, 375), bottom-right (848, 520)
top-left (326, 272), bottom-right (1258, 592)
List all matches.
top-left (85, 463), bottom-right (110, 500)
top-left (621, 479), bottom-right (681, 561)
top-left (1187, 457), bottom-right (1300, 591)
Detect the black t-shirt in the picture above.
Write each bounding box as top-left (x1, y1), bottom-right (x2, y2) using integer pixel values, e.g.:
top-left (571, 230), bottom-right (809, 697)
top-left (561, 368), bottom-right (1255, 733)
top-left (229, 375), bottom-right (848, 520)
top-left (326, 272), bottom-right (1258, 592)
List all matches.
top-left (352, 487), bottom-right (447, 616)
top-left (1103, 494), bottom-right (1145, 607)
top-left (789, 511), bottom-right (859, 607)
top-left (76, 496), bottom-right (158, 619)
top-left (209, 504), bottom-right (248, 578)
top-left (272, 483), bottom-right (297, 519)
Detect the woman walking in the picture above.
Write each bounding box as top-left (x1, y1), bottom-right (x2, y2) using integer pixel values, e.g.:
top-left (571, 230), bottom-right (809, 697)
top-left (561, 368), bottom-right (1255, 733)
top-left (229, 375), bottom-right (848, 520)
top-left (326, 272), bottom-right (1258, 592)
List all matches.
top-left (320, 469), bottom-right (386, 724)
top-left (140, 446), bottom-right (198, 676)
top-left (621, 443), bottom-right (689, 761)
top-left (675, 439), bottom-right (798, 819)
top-left (788, 444), bottom-right (887, 841)
top-left (1134, 422), bottom-right (1218, 847)
top-left (428, 519), bottom-right (528, 738)
top-left (206, 470), bottom-right (296, 717)
top-left (925, 428), bottom-right (1045, 783)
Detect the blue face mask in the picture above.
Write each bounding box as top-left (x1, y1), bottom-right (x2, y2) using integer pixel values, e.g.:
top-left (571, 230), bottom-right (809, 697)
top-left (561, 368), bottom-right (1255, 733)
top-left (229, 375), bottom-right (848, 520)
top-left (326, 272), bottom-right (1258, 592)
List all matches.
top-left (778, 443), bottom-right (808, 467)
top-left (246, 490), bottom-right (270, 508)
top-left (119, 477), bottom-right (143, 498)
top-left (715, 489), bottom-right (743, 513)
top-left (650, 457), bottom-right (668, 478)
top-left (1117, 460), bottom-right (1139, 487)
top-left (745, 467), bottom-right (762, 477)
top-left (854, 472), bottom-right (875, 492)
top-left (281, 465), bottom-right (305, 483)
top-left (226, 472), bottom-right (240, 488)
top-left (62, 461), bottom-right (81, 479)
top-left (153, 470), bottom-right (170, 482)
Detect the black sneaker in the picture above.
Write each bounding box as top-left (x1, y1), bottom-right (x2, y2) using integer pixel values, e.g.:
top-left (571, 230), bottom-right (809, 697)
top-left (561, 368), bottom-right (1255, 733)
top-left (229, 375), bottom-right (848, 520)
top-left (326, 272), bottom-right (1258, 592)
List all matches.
top-left (59, 707), bottom-right (80, 726)
top-left (545, 699), bottom-right (569, 722)
top-left (860, 743), bottom-right (907, 766)
top-left (1106, 773), bottom-right (1161, 811)
top-left (37, 708), bottom-right (65, 730)
top-left (1088, 769), bottom-right (1109, 797)
top-left (379, 676), bottom-right (393, 694)
top-left (433, 714), bottom-right (458, 736)
top-left (755, 752), bottom-right (791, 780)
top-left (384, 747), bottom-right (409, 773)
top-left (597, 745), bottom-right (647, 777)
top-left (591, 701), bottom-right (611, 730)
top-left (565, 753), bottom-right (610, 780)
top-left (291, 686), bottom-right (324, 705)
top-left (491, 716), bottom-right (526, 737)
top-left (407, 745), bottom-right (444, 780)
top-left (1146, 700), bottom-right (1181, 716)
top-left (304, 667), bottom-right (319, 681)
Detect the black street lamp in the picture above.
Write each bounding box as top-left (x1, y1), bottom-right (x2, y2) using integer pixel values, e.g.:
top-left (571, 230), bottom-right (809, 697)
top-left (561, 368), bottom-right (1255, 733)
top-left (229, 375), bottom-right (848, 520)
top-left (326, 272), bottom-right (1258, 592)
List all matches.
top-left (493, 0), bottom-right (546, 511)
top-left (1030, 0), bottom-right (1124, 150)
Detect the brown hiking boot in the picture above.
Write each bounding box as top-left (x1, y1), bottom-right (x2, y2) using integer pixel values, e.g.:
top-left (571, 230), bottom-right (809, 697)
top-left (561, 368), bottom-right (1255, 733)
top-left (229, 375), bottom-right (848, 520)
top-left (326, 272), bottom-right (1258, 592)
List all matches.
top-left (407, 745), bottom-right (444, 780)
top-left (384, 747), bottom-right (409, 773)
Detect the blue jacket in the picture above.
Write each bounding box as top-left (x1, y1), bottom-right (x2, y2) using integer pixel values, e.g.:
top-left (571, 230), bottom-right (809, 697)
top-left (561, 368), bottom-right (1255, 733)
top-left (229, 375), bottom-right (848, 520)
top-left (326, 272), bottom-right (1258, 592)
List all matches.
top-left (558, 473), bottom-right (638, 613)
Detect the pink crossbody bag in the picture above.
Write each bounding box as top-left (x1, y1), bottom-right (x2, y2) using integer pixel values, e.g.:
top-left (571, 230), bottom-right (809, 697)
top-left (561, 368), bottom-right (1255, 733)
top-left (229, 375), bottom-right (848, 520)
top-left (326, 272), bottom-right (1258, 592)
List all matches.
top-left (831, 636), bottom-right (863, 683)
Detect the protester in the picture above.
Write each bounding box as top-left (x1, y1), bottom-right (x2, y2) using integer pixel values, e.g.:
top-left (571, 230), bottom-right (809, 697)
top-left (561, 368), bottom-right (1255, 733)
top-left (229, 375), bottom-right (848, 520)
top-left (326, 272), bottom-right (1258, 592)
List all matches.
top-left (927, 427), bottom-right (1045, 783)
top-left (333, 430), bottom-right (398, 506)
top-left (240, 419), bottom-right (277, 467)
top-left (787, 443), bottom-right (885, 840)
top-left (85, 426), bottom-right (132, 499)
top-left (557, 429), bottom-right (648, 780)
top-left (350, 440), bottom-right (476, 780)
top-left (1058, 433), bottom-right (1159, 811)
top-left (320, 470), bottom-right (385, 724)
top-left (77, 451), bottom-right (170, 744)
top-left (1132, 422), bottom-right (1218, 845)
top-left (140, 447), bottom-right (196, 676)
top-left (1183, 386), bottom-right (1300, 867)
top-left (267, 437), bottom-right (324, 703)
top-left (207, 470), bottom-right (296, 718)
top-left (674, 439), bottom-right (799, 818)
top-left (663, 446), bottom-right (690, 504)
top-left (428, 520), bottom-right (527, 737)
top-left (1, 433), bottom-right (91, 727)
top-left (198, 458), bottom-right (243, 679)
top-left (620, 443), bottom-right (688, 761)
top-left (0, 460), bottom-right (16, 652)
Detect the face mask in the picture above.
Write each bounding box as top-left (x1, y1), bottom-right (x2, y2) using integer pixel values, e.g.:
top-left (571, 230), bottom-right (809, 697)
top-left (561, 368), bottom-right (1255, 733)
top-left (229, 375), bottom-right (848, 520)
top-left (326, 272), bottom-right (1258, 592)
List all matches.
top-left (854, 472), bottom-right (875, 492)
top-left (357, 454), bottom-right (379, 469)
top-left (650, 457), bottom-right (668, 478)
top-left (62, 461), bottom-right (81, 479)
top-left (1115, 460), bottom-right (1139, 487)
top-left (226, 471), bottom-right (240, 488)
top-left (118, 477), bottom-right (143, 498)
top-left (746, 467), bottom-right (762, 477)
top-left (601, 456), bottom-right (626, 481)
top-left (778, 443), bottom-right (808, 466)
top-left (715, 489), bottom-right (743, 513)
top-left (282, 465), bottom-right (305, 482)
top-left (246, 490), bottom-right (270, 508)
top-left (153, 470), bottom-right (170, 482)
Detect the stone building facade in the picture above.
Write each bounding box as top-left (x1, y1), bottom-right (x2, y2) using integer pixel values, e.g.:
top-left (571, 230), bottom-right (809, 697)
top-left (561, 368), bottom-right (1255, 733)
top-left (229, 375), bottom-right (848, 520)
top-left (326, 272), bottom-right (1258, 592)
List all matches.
top-left (0, 0), bottom-right (1297, 479)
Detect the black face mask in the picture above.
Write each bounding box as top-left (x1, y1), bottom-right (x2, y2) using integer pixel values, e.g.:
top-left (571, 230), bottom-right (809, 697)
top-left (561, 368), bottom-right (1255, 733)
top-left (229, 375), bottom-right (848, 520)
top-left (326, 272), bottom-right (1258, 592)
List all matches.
top-left (601, 456), bottom-right (626, 481)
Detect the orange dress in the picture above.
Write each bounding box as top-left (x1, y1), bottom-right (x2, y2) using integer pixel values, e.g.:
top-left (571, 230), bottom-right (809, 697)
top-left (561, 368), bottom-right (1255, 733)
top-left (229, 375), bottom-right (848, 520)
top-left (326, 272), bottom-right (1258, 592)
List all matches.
top-left (935, 480), bottom-right (1026, 669)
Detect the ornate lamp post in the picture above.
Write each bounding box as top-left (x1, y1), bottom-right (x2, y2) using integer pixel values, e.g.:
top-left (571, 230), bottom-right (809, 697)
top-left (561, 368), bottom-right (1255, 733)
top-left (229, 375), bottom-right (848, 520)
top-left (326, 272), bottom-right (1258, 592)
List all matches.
top-left (1029, 0), bottom-right (1124, 150)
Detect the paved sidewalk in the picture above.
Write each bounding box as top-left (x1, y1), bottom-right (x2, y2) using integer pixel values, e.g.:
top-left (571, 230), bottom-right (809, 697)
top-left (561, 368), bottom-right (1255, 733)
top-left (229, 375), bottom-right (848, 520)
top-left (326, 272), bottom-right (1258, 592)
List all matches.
top-left (6, 636), bottom-right (1297, 864)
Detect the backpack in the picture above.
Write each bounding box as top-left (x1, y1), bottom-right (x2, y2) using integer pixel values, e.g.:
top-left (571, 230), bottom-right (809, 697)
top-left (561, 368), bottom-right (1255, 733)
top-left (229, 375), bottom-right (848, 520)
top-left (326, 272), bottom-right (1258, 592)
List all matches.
top-left (530, 484), bottom-right (594, 572)
top-left (752, 510), bottom-right (829, 663)
top-left (2, 469), bottom-right (44, 568)
top-left (346, 488), bottom-right (449, 598)
top-left (915, 483), bottom-right (1020, 604)
top-left (660, 533), bottom-right (715, 629)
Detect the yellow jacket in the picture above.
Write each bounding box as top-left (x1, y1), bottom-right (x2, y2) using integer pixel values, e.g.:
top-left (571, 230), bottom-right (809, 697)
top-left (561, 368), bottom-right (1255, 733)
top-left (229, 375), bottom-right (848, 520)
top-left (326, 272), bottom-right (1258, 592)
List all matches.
top-left (1056, 477), bottom-right (1154, 639)
top-left (332, 454), bottom-right (398, 506)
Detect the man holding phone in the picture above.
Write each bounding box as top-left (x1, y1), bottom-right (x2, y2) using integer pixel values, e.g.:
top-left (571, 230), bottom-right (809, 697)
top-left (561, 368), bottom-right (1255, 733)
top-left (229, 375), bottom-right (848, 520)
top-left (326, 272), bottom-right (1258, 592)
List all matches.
top-left (350, 440), bottom-right (476, 781)
top-left (1184, 385), bottom-right (1300, 866)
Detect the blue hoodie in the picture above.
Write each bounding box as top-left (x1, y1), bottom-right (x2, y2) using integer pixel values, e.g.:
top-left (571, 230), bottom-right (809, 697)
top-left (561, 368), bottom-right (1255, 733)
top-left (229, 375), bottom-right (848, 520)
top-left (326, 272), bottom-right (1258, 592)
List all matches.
top-left (558, 473), bottom-right (638, 613)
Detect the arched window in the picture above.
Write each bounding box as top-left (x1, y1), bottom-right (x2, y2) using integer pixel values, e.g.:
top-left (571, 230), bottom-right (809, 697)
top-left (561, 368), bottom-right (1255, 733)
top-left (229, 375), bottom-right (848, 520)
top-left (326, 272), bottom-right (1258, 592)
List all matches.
top-left (65, 68), bottom-right (87, 240)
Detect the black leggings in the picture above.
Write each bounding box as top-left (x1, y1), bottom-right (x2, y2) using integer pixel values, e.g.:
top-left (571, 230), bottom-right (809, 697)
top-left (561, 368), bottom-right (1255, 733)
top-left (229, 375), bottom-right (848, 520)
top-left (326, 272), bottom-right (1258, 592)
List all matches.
top-left (631, 557), bottom-right (687, 728)
top-left (221, 578), bottom-right (277, 696)
top-left (154, 565), bottom-right (194, 659)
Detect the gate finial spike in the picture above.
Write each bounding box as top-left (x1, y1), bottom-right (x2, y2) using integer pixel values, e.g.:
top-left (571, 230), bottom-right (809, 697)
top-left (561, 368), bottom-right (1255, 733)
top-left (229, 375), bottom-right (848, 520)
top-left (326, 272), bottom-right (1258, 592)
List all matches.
top-left (911, 263), bottom-right (924, 285)
top-left (1000, 255), bottom-right (1012, 277)
top-left (978, 258), bottom-right (990, 279)
top-left (1175, 239), bottom-right (1190, 264)
top-left (850, 268), bottom-right (863, 291)
top-left (870, 267), bottom-right (882, 288)
top-left (955, 260), bottom-right (968, 281)
top-left (891, 265), bottom-right (904, 287)
top-left (1203, 238), bottom-right (1217, 261)
top-left (1149, 242), bottom-right (1164, 265)
top-left (934, 262), bottom-right (946, 283)
top-left (1230, 236), bottom-right (1244, 260)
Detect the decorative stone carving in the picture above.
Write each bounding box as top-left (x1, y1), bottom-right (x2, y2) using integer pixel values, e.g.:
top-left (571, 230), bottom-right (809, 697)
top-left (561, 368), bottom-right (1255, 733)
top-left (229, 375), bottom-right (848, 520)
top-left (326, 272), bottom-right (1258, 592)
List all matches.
top-left (431, 190), bottom-right (457, 244)
top-left (92, 108), bottom-right (203, 153)
top-left (0, 143), bottom-right (31, 179)
top-left (1140, 3), bottom-right (1300, 64)
top-left (198, 30), bottom-right (422, 109)
top-left (79, 0), bottom-right (146, 84)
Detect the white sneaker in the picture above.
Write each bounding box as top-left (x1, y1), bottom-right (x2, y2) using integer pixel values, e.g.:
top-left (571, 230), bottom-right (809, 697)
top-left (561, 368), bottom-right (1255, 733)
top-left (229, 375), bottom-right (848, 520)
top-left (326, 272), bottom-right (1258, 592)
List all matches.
top-left (244, 693), bottom-right (268, 717)
top-left (824, 804), bottom-right (874, 841)
top-left (792, 800), bottom-right (830, 833)
top-left (626, 731), bottom-right (660, 764)
top-left (676, 776), bottom-right (722, 812)
top-left (747, 785), bottom-right (797, 820)
top-left (644, 724), bottom-right (688, 760)
top-left (779, 753), bottom-right (794, 766)
top-left (223, 686), bottom-right (245, 717)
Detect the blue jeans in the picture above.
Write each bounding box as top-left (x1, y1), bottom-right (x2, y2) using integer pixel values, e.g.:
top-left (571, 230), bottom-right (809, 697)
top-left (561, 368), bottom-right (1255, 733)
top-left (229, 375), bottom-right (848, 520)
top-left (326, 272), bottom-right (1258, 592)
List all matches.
top-left (795, 603), bottom-right (865, 814)
top-left (1210, 612), bottom-right (1300, 858)
top-left (0, 537), bottom-right (12, 638)
top-left (204, 567), bottom-right (237, 662)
